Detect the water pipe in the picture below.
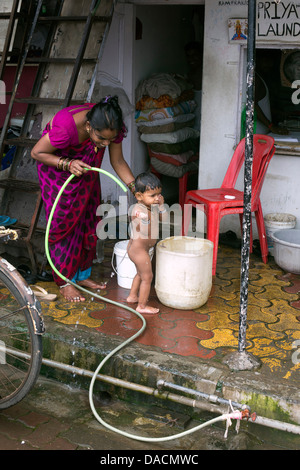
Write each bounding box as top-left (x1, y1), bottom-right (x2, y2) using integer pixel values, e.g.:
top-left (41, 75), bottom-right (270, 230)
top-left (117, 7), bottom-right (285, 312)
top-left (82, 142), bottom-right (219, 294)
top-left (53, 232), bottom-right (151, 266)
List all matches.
top-left (44, 168), bottom-right (283, 442)
top-left (5, 345), bottom-right (300, 436)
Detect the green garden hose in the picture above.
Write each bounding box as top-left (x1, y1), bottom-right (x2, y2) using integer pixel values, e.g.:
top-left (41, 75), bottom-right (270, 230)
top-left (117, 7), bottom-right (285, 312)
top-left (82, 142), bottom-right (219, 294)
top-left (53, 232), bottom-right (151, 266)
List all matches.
top-left (44, 167), bottom-right (241, 442)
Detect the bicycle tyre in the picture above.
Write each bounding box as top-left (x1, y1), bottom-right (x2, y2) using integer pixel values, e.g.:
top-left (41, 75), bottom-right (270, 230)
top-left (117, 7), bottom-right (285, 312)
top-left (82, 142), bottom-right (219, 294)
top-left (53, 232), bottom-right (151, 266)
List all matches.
top-left (0, 257), bottom-right (44, 409)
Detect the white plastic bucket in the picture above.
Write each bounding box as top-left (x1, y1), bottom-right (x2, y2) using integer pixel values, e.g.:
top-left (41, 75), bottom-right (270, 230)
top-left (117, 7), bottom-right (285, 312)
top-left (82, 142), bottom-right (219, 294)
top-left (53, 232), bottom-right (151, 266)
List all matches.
top-left (155, 236), bottom-right (213, 310)
top-left (264, 213), bottom-right (296, 256)
top-left (112, 240), bottom-right (154, 289)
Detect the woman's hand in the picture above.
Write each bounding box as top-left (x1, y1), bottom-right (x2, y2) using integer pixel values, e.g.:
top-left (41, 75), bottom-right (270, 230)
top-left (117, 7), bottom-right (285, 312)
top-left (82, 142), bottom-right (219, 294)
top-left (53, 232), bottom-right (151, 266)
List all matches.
top-left (69, 159), bottom-right (92, 176)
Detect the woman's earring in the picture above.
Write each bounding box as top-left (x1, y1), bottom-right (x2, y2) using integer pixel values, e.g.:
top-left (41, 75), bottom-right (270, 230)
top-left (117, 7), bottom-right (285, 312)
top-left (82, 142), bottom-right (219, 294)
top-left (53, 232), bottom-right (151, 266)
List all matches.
top-left (87, 127), bottom-right (90, 134)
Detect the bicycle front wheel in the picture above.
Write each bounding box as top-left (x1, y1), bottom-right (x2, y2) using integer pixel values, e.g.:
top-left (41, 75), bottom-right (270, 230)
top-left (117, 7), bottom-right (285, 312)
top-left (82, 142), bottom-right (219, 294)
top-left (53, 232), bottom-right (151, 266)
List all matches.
top-left (0, 257), bottom-right (44, 409)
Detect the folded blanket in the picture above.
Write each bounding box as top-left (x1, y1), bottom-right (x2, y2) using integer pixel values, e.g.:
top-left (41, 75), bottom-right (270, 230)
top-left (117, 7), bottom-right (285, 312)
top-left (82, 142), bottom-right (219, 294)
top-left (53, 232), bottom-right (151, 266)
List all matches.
top-left (136, 114), bottom-right (195, 134)
top-left (135, 101), bottom-right (197, 123)
top-left (140, 127), bottom-right (199, 144)
top-left (148, 137), bottom-right (199, 155)
top-left (135, 73), bottom-right (193, 102)
top-left (150, 157), bottom-right (198, 178)
top-left (136, 89), bottom-right (194, 111)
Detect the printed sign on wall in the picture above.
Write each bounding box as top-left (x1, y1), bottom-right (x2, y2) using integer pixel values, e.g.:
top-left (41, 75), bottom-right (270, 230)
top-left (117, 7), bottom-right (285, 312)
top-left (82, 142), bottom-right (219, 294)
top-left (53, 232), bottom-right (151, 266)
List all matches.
top-left (228, 2), bottom-right (300, 44)
top-left (257, 0), bottom-right (300, 43)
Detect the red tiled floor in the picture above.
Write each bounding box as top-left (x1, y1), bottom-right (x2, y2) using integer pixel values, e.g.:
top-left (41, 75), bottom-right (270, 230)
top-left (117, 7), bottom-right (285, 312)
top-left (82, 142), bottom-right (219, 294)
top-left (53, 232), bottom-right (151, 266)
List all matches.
top-left (91, 278), bottom-right (213, 357)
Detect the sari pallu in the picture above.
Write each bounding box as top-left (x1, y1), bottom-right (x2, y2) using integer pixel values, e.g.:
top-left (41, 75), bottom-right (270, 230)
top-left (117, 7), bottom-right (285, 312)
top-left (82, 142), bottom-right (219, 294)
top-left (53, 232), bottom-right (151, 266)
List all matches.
top-left (36, 104), bottom-right (124, 286)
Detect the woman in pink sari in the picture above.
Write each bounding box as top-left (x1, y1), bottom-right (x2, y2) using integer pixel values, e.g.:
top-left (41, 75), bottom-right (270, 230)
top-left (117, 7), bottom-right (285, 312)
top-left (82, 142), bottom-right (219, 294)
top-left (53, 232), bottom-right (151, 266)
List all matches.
top-left (31, 96), bottom-right (135, 302)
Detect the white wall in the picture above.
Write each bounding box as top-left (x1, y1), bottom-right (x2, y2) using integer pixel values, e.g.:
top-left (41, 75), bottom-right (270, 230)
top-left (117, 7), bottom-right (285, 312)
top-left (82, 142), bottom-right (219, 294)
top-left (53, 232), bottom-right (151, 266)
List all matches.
top-left (200, 0), bottom-right (300, 235)
top-left (200, 1), bottom-right (246, 189)
top-left (93, 3), bottom-right (135, 205)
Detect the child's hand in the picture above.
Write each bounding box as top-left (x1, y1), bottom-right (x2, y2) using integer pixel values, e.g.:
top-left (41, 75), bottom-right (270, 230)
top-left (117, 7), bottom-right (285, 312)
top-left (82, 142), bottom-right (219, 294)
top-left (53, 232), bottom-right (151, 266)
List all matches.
top-left (158, 194), bottom-right (165, 209)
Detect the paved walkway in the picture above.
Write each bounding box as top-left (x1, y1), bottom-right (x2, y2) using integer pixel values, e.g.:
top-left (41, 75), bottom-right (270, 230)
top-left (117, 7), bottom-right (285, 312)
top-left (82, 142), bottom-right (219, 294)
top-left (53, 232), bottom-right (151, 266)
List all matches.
top-left (37, 240), bottom-right (300, 384)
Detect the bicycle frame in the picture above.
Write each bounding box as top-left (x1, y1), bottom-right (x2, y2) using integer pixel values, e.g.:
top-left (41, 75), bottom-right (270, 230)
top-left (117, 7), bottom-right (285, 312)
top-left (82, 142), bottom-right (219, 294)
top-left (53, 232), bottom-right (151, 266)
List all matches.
top-left (0, 257), bottom-right (45, 335)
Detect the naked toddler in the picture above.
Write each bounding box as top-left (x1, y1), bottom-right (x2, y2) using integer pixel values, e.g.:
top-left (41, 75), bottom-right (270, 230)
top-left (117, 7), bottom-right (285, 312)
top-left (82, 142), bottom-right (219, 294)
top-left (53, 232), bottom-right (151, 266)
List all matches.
top-left (127, 172), bottom-right (167, 314)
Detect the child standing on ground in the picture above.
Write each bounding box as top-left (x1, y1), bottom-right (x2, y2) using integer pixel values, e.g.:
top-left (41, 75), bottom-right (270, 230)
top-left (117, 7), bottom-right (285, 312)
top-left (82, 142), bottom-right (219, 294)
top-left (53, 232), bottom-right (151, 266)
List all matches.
top-left (127, 172), bottom-right (167, 314)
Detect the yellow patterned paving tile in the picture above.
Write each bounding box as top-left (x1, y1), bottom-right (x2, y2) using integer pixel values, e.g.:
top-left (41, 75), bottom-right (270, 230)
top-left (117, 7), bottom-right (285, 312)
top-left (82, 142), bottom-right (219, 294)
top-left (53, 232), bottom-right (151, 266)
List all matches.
top-left (226, 291), bottom-right (270, 309)
top-left (285, 330), bottom-right (300, 340)
top-left (254, 284), bottom-right (299, 302)
top-left (196, 307), bottom-right (239, 331)
top-left (212, 274), bottom-right (232, 286)
top-left (54, 310), bottom-right (104, 328)
top-left (196, 295), bottom-right (237, 317)
top-left (275, 337), bottom-right (296, 351)
top-left (248, 336), bottom-right (288, 359)
top-left (249, 269), bottom-right (287, 287)
top-left (217, 278), bottom-right (239, 294)
top-left (246, 323), bottom-right (285, 341)
top-left (216, 276), bottom-right (264, 295)
top-left (44, 300), bottom-right (105, 328)
top-left (200, 328), bottom-right (238, 350)
top-left (267, 311), bottom-right (300, 333)
top-left (217, 268), bottom-right (241, 281)
top-left (209, 283), bottom-right (238, 301)
top-left (229, 305), bottom-right (278, 324)
top-left (261, 298), bottom-right (300, 320)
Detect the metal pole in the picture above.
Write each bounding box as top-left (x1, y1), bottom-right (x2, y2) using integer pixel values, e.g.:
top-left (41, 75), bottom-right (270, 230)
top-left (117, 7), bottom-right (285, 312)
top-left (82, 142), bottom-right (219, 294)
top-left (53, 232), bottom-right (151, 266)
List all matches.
top-left (238, 0), bottom-right (256, 353)
top-left (223, 0), bottom-right (260, 370)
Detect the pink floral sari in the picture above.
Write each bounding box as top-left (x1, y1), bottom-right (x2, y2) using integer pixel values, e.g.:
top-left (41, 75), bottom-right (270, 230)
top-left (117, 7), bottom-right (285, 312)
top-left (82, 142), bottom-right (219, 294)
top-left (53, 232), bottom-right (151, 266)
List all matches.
top-left (37, 104), bottom-right (124, 286)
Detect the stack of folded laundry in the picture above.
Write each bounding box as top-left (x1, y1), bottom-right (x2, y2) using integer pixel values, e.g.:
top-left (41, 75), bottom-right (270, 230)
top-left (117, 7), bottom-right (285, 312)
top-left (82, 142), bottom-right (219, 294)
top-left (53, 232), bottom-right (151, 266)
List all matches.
top-left (135, 73), bottom-right (200, 178)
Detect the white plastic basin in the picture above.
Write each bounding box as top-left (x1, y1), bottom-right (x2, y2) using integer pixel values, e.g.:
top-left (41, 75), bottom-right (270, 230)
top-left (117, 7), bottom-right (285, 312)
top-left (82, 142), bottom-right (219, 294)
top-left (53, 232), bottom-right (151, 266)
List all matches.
top-left (272, 229), bottom-right (300, 274)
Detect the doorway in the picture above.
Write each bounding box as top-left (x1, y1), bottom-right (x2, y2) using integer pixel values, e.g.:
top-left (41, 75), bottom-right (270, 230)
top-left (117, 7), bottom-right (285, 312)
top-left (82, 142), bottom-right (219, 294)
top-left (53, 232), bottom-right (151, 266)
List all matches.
top-left (133, 4), bottom-right (204, 205)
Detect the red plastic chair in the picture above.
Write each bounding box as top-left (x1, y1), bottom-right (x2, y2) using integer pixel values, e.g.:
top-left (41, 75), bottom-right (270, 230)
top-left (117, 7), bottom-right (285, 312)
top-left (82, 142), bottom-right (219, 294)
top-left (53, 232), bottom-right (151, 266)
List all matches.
top-left (182, 135), bottom-right (276, 275)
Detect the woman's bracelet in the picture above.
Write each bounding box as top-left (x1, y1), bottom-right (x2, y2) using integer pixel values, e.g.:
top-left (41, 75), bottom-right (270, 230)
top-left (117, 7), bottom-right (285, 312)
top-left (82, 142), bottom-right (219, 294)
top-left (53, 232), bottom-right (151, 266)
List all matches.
top-left (127, 180), bottom-right (136, 195)
top-left (63, 158), bottom-right (70, 171)
top-left (57, 157), bottom-right (64, 170)
top-left (57, 157), bottom-right (72, 172)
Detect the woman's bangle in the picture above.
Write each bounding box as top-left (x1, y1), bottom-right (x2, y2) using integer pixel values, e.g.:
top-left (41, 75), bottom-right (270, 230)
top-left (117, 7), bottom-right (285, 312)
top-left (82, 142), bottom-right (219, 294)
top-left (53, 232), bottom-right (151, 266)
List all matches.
top-left (127, 180), bottom-right (136, 195)
top-left (57, 157), bottom-right (64, 170)
top-left (57, 157), bottom-right (72, 172)
top-left (63, 158), bottom-right (70, 171)
top-left (159, 206), bottom-right (167, 214)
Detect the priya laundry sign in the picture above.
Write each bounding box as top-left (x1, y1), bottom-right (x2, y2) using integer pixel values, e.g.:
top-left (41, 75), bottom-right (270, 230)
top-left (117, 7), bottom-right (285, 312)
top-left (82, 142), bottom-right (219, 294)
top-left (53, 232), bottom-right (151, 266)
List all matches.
top-left (257, 1), bottom-right (300, 43)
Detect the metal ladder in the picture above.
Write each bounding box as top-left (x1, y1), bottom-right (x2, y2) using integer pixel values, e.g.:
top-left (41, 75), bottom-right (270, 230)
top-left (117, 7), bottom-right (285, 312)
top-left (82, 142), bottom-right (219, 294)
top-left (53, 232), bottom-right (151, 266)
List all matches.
top-left (0, 0), bottom-right (114, 273)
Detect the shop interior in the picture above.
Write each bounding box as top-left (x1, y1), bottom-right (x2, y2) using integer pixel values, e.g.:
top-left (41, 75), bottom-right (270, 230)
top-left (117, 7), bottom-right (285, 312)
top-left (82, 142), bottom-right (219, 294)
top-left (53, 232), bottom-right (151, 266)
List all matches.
top-left (133, 4), bottom-right (204, 206)
top-left (242, 47), bottom-right (300, 145)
